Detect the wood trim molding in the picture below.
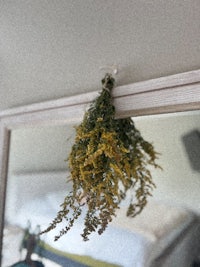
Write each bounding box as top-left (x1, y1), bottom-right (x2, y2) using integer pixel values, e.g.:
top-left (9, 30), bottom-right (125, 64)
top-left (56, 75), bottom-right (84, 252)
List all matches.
top-left (0, 68), bottom-right (200, 120)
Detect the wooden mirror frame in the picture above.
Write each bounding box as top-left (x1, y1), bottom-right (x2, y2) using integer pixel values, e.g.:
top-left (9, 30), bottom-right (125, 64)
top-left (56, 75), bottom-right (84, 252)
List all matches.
top-left (0, 69), bottom-right (200, 265)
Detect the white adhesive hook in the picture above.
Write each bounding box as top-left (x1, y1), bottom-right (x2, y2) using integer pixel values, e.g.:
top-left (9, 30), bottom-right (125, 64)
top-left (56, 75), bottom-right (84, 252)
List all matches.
top-left (100, 64), bottom-right (118, 75)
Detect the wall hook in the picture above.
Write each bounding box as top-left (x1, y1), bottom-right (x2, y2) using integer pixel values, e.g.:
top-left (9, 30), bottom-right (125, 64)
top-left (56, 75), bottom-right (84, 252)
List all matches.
top-left (99, 64), bottom-right (118, 75)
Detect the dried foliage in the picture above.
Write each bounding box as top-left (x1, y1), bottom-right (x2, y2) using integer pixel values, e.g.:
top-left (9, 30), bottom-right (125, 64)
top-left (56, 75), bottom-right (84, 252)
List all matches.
top-left (41, 74), bottom-right (161, 241)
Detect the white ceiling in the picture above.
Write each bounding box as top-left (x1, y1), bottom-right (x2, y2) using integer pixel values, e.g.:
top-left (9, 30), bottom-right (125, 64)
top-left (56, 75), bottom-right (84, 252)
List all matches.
top-left (0, 0), bottom-right (200, 111)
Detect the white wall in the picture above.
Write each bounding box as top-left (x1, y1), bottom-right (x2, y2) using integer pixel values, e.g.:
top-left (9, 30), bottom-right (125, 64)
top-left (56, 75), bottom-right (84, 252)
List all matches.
top-left (1, 1), bottom-right (200, 111)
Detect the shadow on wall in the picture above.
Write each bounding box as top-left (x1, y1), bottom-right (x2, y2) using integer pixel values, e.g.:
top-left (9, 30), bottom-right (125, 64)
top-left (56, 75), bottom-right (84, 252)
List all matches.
top-left (182, 129), bottom-right (200, 172)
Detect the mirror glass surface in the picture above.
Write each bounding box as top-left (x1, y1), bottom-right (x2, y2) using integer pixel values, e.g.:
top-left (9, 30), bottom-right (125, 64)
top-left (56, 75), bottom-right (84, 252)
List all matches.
top-left (2, 111), bottom-right (200, 267)
top-left (2, 124), bottom-right (76, 267)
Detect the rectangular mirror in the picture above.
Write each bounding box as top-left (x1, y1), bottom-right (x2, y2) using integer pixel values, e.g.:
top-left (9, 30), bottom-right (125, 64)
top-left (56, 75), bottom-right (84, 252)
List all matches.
top-left (0, 69), bottom-right (200, 267)
top-left (2, 110), bottom-right (200, 267)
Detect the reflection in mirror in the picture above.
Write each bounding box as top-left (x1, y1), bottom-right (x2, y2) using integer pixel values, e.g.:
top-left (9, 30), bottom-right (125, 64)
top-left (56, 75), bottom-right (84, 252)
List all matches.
top-left (133, 110), bottom-right (200, 213)
top-left (2, 111), bottom-right (200, 267)
top-left (2, 124), bottom-right (75, 267)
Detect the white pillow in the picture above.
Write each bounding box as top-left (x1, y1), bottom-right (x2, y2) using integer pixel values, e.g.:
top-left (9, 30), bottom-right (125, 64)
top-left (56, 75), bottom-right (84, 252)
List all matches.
top-left (112, 201), bottom-right (193, 242)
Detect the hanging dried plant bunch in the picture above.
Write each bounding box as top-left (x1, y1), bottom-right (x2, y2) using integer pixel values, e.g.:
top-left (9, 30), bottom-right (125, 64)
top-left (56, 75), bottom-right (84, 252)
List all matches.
top-left (41, 74), bottom-right (161, 241)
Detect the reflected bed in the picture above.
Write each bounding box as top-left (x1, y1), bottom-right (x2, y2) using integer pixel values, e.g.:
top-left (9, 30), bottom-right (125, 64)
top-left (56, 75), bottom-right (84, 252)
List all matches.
top-left (3, 173), bottom-right (200, 267)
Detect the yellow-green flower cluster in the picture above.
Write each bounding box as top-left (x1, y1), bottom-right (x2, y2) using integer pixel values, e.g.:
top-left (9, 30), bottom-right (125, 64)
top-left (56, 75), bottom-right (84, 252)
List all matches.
top-left (41, 74), bottom-right (161, 241)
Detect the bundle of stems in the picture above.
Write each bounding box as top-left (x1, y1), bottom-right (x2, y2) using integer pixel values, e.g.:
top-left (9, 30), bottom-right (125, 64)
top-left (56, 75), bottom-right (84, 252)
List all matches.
top-left (41, 74), bottom-right (161, 241)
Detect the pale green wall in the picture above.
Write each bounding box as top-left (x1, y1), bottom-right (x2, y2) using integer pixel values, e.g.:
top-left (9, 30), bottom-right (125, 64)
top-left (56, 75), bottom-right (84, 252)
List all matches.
top-left (134, 110), bottom-right (200, 214)
top-left (8, 110), bottom-right (200, 214)
top-left (8, 124), bottom-right (76, 174)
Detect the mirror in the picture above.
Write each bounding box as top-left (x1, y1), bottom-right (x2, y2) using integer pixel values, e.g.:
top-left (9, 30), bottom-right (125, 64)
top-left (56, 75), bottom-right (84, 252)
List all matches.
top-left (2, 110), bottom-right (200, 267)
top-left (0, 70), bottom-right (200, 266)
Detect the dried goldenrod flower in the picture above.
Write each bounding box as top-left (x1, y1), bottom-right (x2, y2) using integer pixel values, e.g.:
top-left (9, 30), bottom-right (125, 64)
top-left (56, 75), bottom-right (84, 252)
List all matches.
top-left (41, 74), bottom-right (161, 241)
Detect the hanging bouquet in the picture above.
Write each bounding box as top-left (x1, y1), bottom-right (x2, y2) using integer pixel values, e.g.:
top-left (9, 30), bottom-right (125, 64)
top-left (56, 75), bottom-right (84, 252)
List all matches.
top-left (41, 74), bottom-right (161, 241)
